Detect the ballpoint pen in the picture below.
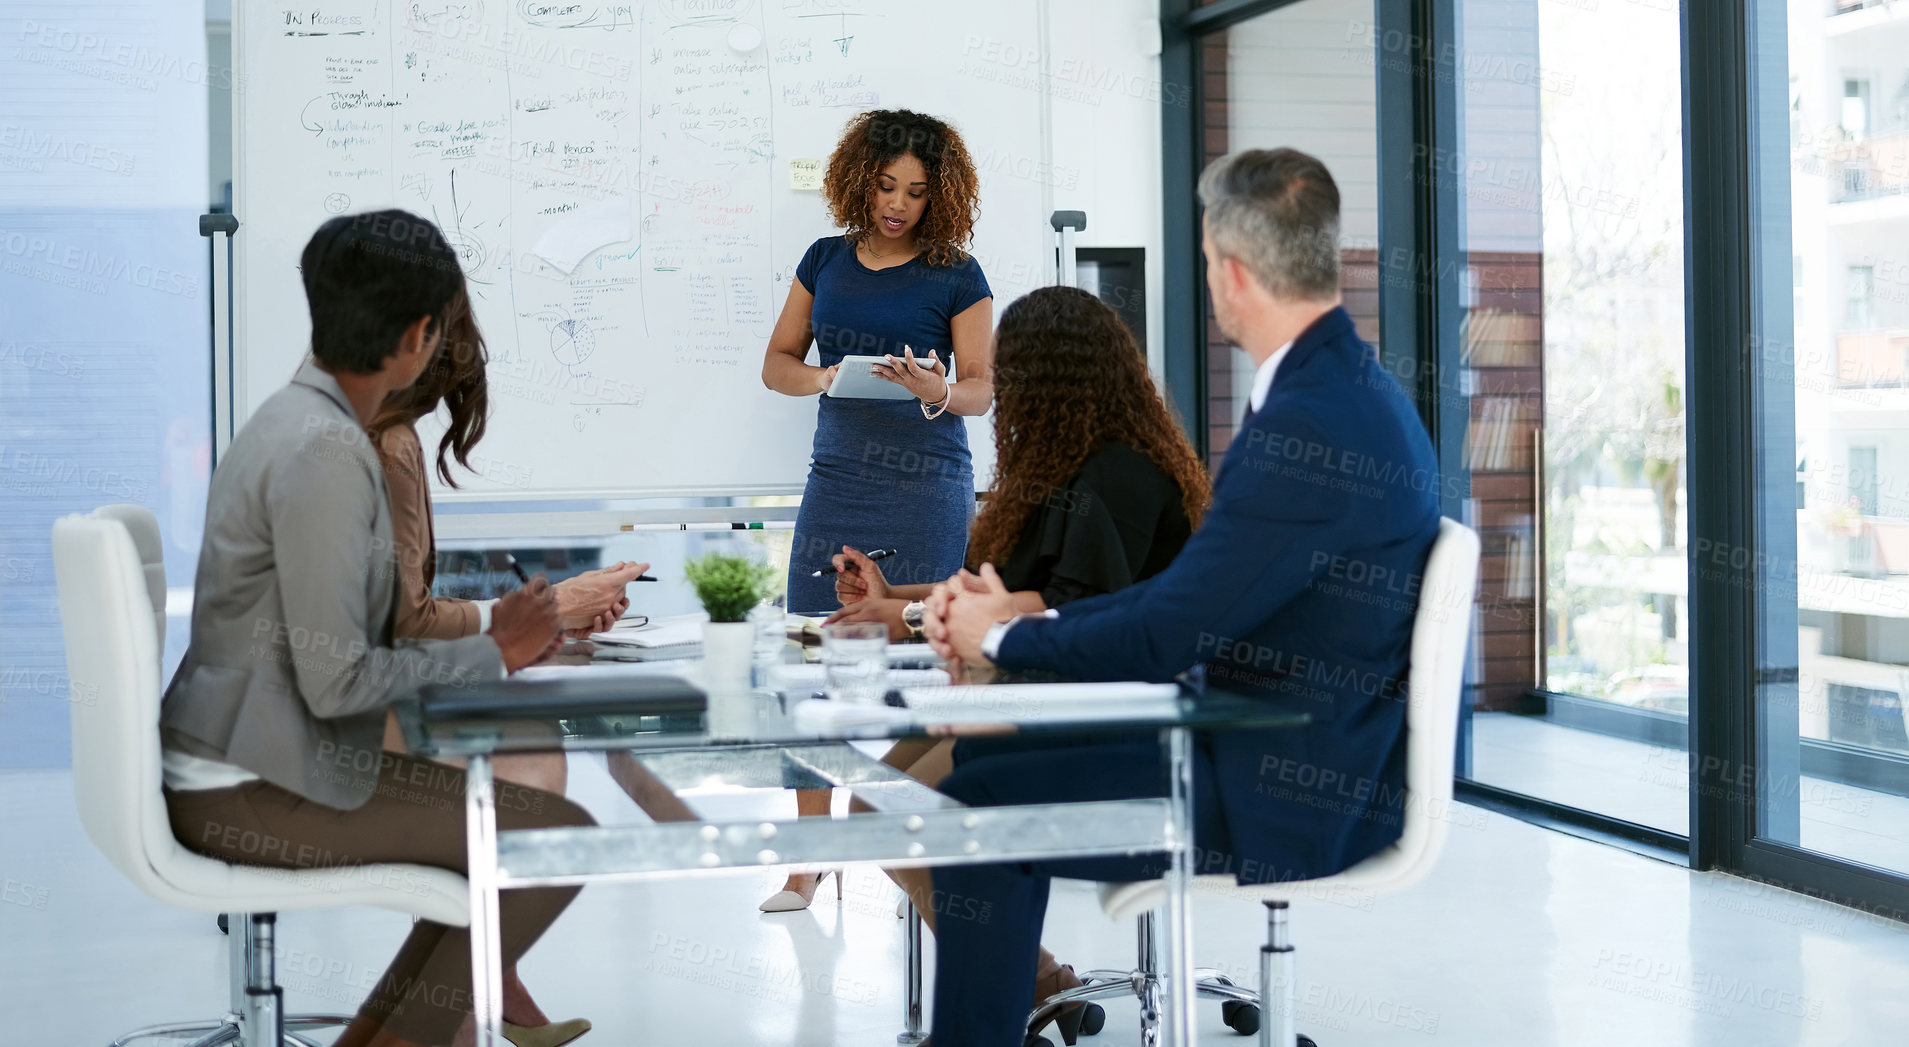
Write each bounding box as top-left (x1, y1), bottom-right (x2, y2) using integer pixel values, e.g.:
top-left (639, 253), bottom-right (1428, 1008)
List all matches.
top-left (812, 548), bottom-right (899, 578)
top-left (503, 552), bottom-right (531, 585)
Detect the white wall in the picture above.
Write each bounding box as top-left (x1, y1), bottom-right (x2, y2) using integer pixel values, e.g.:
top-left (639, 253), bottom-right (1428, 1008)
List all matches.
top-left (1211, 0), bottom-right (1379, 408)
top-left (1224, 0), bottom-right (1379, 244)
top-left (1023, 1), bottom-right (1167, 374)
top-left (1457, 0), bottom-right (1543, 255)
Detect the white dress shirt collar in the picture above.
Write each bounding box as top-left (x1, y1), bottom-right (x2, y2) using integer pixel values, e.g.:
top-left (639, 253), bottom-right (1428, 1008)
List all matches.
top-left (1248, 340), bottom-right (1295, 415)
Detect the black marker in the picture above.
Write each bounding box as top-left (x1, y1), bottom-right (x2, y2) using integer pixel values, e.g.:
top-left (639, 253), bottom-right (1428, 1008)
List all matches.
top-left (812, 548), bottom-right (898, 578)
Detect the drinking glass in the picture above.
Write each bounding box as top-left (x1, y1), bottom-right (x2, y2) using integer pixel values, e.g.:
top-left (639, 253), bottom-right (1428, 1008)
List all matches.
top-left (750, 593), bottom-right (787, 665)
top-left (822, 622), bottom-right (889, 705)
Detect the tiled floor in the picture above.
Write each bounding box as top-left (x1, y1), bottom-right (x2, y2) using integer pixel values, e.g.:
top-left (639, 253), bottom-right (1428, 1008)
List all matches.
top-left (5, 757), bottom-right (1907, 1047)
top-left (1470, 713), bottom-right (1909, 873)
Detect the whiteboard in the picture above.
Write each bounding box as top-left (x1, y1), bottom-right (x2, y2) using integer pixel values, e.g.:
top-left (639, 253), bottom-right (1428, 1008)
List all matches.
top-left (234, 0), bottom-right (1049, 499)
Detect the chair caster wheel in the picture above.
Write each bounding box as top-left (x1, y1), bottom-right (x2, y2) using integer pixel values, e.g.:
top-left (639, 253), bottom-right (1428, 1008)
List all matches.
top-left (1298, 1037), bottom-right (1318, 1047)
top-left (1023, 1036), bottom-right (1053, 1047)
top-left (1220, 1000), bottom-right (1260, 1035)
top-left (1080, 1002), bottom-right (1106, 1036)
top-left (217, 914), bottom-right (228, 935)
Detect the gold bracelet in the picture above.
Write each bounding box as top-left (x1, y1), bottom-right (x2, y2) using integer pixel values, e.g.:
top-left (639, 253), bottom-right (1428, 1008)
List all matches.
top-left (919, 387), bottom-right (950, 419)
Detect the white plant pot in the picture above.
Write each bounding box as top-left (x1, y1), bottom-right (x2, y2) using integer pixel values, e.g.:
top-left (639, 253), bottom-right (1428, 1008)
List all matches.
top-left (702, 620), bottom-right (756, 736)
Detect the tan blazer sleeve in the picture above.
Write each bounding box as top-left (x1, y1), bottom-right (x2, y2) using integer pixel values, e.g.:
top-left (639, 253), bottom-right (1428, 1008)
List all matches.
top-left (376, 424), bottom-right (481, 641)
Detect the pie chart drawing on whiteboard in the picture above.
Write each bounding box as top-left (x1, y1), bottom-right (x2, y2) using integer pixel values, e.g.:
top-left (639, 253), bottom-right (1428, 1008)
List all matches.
top-left (549, 318), bottom-right (595, 367)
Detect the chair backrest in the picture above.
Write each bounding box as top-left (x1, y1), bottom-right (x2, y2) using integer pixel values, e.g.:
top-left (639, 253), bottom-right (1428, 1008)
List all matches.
top-left (52, 509), bottom-right (176, 896)
top-left (1384, 517), bottom-right (1480, 882)
top-left (90, 503), bottom-right (166, 647)
top-left (53, 507), bottom-right (476, 926)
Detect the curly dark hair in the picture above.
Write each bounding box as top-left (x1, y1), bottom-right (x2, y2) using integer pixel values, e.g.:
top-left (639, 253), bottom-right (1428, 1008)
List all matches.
top-left (369, 283), bottom-right (490, 487)
top-left (968, 287), bottom-right (1211, 568)
top-left (822, 109), bottom-right (980, 268)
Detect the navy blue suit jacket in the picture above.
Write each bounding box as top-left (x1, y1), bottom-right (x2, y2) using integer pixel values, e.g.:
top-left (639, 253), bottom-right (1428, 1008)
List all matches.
top-left (995, 307), bottom-right (1442, 883)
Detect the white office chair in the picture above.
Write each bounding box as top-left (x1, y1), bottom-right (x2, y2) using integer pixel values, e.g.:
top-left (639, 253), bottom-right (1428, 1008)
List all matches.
top-left (53, 506), bottom-right (471, 1047)
top-left (1029, 517), bottom-right (1481, 1047)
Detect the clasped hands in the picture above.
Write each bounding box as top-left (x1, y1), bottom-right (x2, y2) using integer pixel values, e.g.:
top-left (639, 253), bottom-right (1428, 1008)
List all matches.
top-left (921, 563), bottom-right (1018, 677)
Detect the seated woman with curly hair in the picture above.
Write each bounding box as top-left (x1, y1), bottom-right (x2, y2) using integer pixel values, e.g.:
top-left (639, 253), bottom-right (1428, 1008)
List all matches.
top-left (777, 286), bottom-right (1213, 1046)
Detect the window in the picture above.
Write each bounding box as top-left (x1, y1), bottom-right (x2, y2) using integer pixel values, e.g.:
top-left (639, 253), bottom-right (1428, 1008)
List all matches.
top-left (1451, 0), bottom-right (1690, 831)
top-left (0, 4), bottom-right (211, 767)
top-left (1757, 3), bottom-right (1909, 877)
top-left (1850, 447), bottom-right (1879, 516)
top-left (1847, 265), bottom-right (1875, 329)
top-left (1847, 446), bottom-right (1879, 572)
top-left (1192, 0), bottom-right (1380, 469)
top-left (1844, 77), bottom-right (1872, 140)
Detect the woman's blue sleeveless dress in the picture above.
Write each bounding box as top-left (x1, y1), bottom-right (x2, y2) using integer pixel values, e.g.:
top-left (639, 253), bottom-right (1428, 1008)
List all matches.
top-left (785, 235), bottom-right (992, 613)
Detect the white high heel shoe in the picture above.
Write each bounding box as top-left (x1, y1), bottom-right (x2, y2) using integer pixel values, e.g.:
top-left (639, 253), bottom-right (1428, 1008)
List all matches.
top-left (758, 869), bottom-right (842, 913)
top-left (502, 1017), bottom-right (592, 1047)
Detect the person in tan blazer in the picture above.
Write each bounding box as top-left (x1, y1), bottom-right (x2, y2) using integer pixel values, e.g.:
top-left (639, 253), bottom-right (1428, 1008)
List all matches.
top-left (370, 287), bottom-right (642, 647)
top-left (160, 211), bottom-right (590, 1047)
top-left (368, 285), bottom-right (643, 1047)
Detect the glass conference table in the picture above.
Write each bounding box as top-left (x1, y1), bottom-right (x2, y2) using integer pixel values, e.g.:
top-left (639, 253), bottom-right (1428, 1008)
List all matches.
top-left (400, 652), bottom-right (1307, 1047)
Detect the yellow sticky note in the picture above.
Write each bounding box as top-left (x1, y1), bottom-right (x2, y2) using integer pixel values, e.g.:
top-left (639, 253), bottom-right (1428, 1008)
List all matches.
top-left (788, 158), bottom-right (822, 191)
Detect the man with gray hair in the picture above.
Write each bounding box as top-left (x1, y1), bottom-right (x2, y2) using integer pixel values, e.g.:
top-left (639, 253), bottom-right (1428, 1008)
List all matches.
top-left (918, 148), bottom-right (1441, 1046)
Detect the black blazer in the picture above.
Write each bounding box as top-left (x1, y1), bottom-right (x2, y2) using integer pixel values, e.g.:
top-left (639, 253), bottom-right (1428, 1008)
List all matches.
top-left (992, 441), bottom-right (1192, 608)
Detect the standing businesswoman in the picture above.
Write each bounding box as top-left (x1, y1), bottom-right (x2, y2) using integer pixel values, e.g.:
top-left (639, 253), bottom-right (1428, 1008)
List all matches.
top-left (762, 109), bottom-right (995, 613)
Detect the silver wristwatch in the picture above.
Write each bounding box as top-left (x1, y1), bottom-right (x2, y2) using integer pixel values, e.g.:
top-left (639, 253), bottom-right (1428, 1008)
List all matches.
top-left (902, 601), bottom-right (927, 639)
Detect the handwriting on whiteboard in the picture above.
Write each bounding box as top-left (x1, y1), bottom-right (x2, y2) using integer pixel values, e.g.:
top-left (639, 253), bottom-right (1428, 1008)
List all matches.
top-left (247, 0), bottom-right (1042, 493)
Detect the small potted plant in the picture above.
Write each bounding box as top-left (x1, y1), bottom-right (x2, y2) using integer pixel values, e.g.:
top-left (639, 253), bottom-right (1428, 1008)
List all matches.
top-left (683, 552), bottom-right (776, 701)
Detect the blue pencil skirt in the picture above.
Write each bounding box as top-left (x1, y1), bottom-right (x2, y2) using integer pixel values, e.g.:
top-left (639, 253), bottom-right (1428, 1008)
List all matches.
top-left (786, 454), bottom-right (974, 615)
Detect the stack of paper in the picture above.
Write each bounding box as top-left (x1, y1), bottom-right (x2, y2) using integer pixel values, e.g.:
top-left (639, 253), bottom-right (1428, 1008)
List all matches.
top-left (513, 661), bottom-right (697, 682)
top-left (590, 612), bottom-right (709, 648)
top-left (899, 682), bottom-right (1179, 704)
top-left (770, 664), bottom-right (950, 692)
top-left (790, 697), bottom-right (910, 734)
top-left (792, 682), bottom-right (1185, 735)
top-left (799, 642), bottom-right (944, 666)
top-left (897, 682), bottom-right (1182, 725)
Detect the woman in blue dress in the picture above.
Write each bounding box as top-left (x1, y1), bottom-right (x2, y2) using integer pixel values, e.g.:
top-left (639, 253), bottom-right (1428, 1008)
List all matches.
top-left (762, 108), bottom-right (994, 617)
